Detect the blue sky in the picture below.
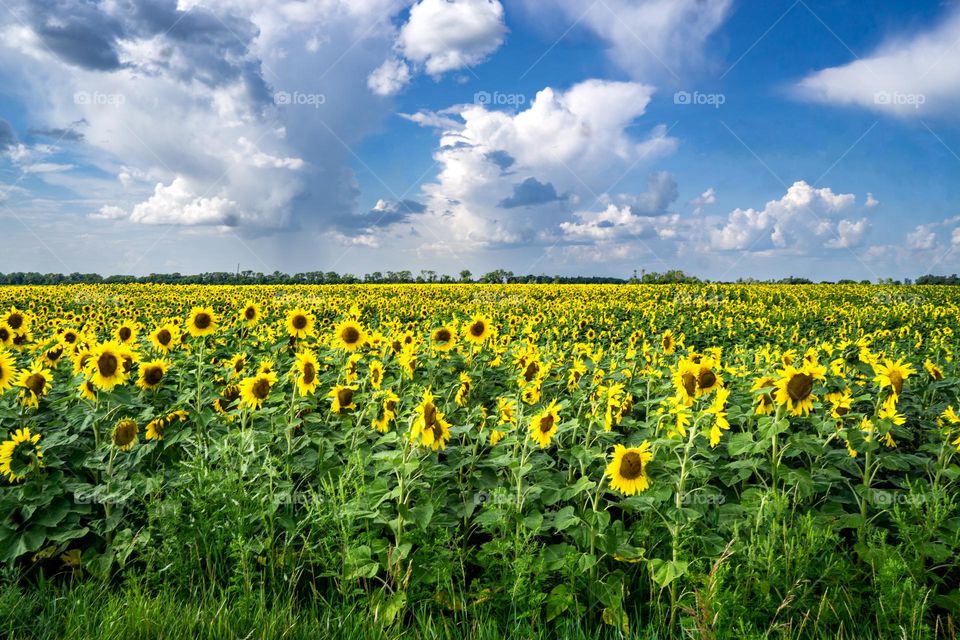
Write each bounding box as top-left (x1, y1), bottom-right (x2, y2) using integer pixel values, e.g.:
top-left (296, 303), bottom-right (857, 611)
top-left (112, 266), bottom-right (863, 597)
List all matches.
top-left (2, 0), bottom-right (960, 280)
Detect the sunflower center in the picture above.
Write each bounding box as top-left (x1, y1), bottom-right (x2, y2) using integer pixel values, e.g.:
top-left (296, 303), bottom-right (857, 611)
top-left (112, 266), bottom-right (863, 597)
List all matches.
top-left (7, 313), bottom-right (23, 330)
top-left (47, 347), bottom-right (63, 361)
top-left (385, 400), bottom-right (397, 412)
top-left (431, 423), bottom-right (444, 440)
top-left (786, 373), bottom-right (813, 402)
top-left (681, 372), bottom-right (696, 397)
top-left (618, 452), bottom-right (644, 480)
top-left (470, 321), bottom-right (485, 337)
top-left (245, 307), bottom-right (256, 320)
top-left (524, 361), bottom-right (540, 382)
top-left (98, 353), bottom-right (118, 377)
top-left (156, 329), bottom-right (171, 345)
top-left (341, 326), bottom-right (360, 344)
top-left (194, 313), bottom-right (211, 330)
top-left (539, 414), bottom-right (555, 433)
top-left (302, 362), bottom-right (316, 385)
top-left (889, 371), bottom-right (903, 395)
top-left (249, 378), bottom-right (269, 400)
top-left (25, 373), bottom-right (46, 395)
top-left (292, 314), bottom-right (308, 330)
top-left (119, 327), bottom-right (132, 341)
top-left (64, 332), bottom-right (76, 344)
top-left (698, 369), bottom-right (716, 389)
top-left (423, 403), bottom-right (437, 427)
top-left (337, 388), bottom-right (354, 407)
top-left (114, 421), bottom-right (136, 447)
top-left (435, 329), bottom-right (451, 343)
top-left (0, 327), bottom-right (9, 341)
top-left (836, 405), bottom-right (849, 416)
top-left (144, 367), bottom-right (164, 386)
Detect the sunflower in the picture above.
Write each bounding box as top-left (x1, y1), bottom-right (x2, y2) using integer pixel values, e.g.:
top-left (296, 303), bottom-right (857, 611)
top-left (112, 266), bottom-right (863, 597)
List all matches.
top-left (225, 353), bottom-right (247, 378)
top-left (673, 357), bottom-right (699, 405)
top-left (2, 307), bottom-right (29, 333)
top-left (528, 399), bottom-right (560, 448)
top-left (115, 321), bottom-right (138, 345)
top-left (285, 308), bottom-right (315, 339)
top-left (369, 360), bottom-right (384, 390)
top-left (750, 377), bottom-right (776, 416)
top-left (873, 358), bottom-right (916, 397)
top-left (463, 315), bottom-right (492, 344)
top-left (239, 301), bottom-right (261, 326)
top-left (0, 322), bottom-right (13, 348)
top-left (329, 384), bottom-right (357, 414)
top-left (77, 379), bottom-right (97, 402)
top-left (661, 329), bottom-right (676, 355)
top-left (238, 371), bottom-right (278, 410)
top-left (137, 359), bottom-right (171, 391)
top-left (824, 389), bottom-right (853, 419)
top-left (372, 390), bottom-right (399, 433)
top-left (112, 419), bottom-right (138, 451)
top-left (333, 320), bottom-right (366, 351)
top-left (774, 361), bottom-right (827, 417)
top-left (149, 324), bottom-right (180, 354)
top-left (605, 442), bottom-right (653, 496)
top-left (214, 384), bottom-right (241, 416)
top-left (17, 363), bottom-right (52, 408)
top-left (294, 350), bottom-right (320, 396)
top-left (146, 416), bottom-right (167, 441)
top-left (455, 372), bottom-right (471, 407)
top-left (924, 359), bottom-right (944, 381)
top-left (186, 306), bottom-right (217, 338)
top-left (430, 325), bottom-right (457, 352)
top-left (489, 429), bottom-right (505, 445)
top-left (85, 341), bottom-right (130, 390)
top-left (497, 397), bottom-right (516, 425)
top-left (410, 388), bottom-right (451, 450)
top-left (0, 427), bottom-right (43, 482)
top-left (0, 351), bottom-right (17, 392)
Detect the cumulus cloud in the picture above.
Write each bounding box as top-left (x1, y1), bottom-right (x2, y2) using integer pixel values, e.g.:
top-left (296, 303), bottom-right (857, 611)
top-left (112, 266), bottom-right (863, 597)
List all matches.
top-left (794, 9), bottom-right (960, 117)
top-left (395, 79), bottom-right (677, 250)
top-left (521, 0), bottom-right (731, 81)
top-left (369, 0), bottom-right (507, 95)
top-left (690, 187), bottom-right (716, 214)
top-left (706, 181), bottom-right (870, 253)
top-left (2, 0), bottom-right (408, 235)
top-left (129, 177), bottom-right (241, 226)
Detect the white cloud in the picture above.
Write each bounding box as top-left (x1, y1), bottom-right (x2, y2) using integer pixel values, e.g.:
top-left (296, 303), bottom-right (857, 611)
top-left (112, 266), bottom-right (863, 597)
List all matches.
top-left (91, 205), bottom-right (128, 221)
top-left (865, 192), bottom-right (880, 208)
top-left (369, 0), bottom-right (507, 95)
top-left (23, 162), bottom-right (75, 173)
top-left (522, 0), bottom-right (731, 81)
top-left (367, 57), bottom-right (412, 96)
top-left (690, 186), bottom-right (716, 214)
top-left (795, 10), bottom-right (960, 117)
top-left (399, 79), bottom-right (677, 250)
top-left (707, 181), bottom-right (868, 253)
top-left (907, 224), bottom-right (937, 251)
top-left (130, 177), bottom-right (241, 226)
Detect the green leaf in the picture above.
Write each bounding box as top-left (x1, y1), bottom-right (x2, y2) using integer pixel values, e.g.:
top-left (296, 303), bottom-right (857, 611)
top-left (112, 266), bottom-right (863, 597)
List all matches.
top-left (546, 584), bottom-right (573, 621)
top-left (648, 558), bottom-right (687, 588)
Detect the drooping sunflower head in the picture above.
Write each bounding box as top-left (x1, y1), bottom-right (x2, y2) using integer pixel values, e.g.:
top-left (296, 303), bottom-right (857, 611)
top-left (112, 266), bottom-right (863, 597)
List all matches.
top-left (369, 360), bottom-right (384, 389)
top-left (112, 419), bottom-right (138, 451)
top-left (187, 306), bottom-right (217, 338)
top-left (874, 358), bottom-right (916, 396)
top-left (924, 359), bottom-right (944, 381)
top-left (333, 320), bottom-right (366, 351)
top-left (0, 427), bottom-right (44, 482)
top-left (661, 329), bottom-right (675, 354)
top-left (605, 442), bottom-right (653, 496)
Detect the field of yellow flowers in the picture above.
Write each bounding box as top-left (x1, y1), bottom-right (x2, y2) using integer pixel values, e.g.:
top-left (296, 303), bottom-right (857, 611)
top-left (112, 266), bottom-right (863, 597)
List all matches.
top-left (0, 283), bottom-right (958, 639)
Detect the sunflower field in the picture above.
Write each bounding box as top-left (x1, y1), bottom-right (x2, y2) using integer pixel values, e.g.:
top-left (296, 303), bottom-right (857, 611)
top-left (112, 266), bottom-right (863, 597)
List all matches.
top-left (0, 283), bottom-right (958, 639)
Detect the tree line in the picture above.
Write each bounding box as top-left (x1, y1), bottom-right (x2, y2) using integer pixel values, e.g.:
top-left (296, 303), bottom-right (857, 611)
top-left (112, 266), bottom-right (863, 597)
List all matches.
top-left (0, 269), bottom-right (953, 286)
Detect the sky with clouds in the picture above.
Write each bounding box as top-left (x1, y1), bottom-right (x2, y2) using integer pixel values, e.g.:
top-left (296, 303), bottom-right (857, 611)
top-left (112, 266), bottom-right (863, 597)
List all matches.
top-left (2, 0), bottom-right (960, 280)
